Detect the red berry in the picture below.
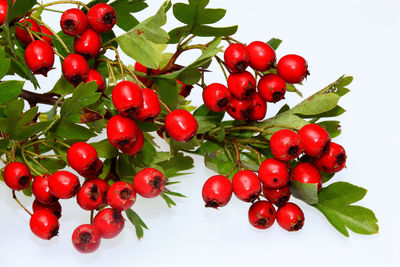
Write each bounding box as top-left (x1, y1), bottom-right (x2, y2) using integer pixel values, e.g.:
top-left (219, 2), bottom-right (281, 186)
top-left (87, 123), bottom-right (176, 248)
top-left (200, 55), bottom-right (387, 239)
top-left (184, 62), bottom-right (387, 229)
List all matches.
top-left (313, 142), bottom-right (346, 173)
top-left (87, 3), bottom-right (116, 33)
top-left (258, 158), bottom-right (290, 188)
top-left (92, 208), bottom-right (124, 239)
top-left (67, 142), bottom-right (103, 178)
top-left (248, 200), bottom-right (276, 229)
top-left (202, 175), bottom-right (232, 208)
top-left (16, 18), bottom-right (41, 45)
top-left (249, 93), bottom-right (267, 121)
top-left (74, 29), bottom-right (102, 59)
top-left (262, 185), bottom-right (291, 207)
top-left (135, 88), bottom-right (161, 122)
top-left (112, 81), bottom-right (143, 117)
top-left (49, 171), bottom-right (81, 199)
top-left (224, 43), bottom-right (250, 72)
top-left (107, 114), bottom-right (139, 150)
top-left (0, 1), bottom-right (7, 26)
top-left (277, 54), bottom-right (309, 84)
top-left (202, 83), bottom-right (232, 112)
top-left (62, 54), bottom-right (89, 86)
top-left (270, 129), bottom-right (303, 161)
top-left (165, 109), bottom-right (198, 142)
top-left (227, 97), bottom-right (253, 121)
top-left (30, 210), bottom-right (59, 240)
top-left (257, 73), bottom-right (286, 103)
top-left (134, 61), bottom-right (159, 84)
top-left (86, 69), bottom-right (106, 92)
top-left (120, 127), bottom-right (144, 156)
top-left (24, 40), bottom-right (54, 76)
top-left (291, 162), bottom-right (322, 190)
top-left (88, 178), bottom-right (109, 204)
top-left (32, 199), bottom-right (62, 219)
top-left (72, 224), bottom-right (101, 253)
top-left (77, 180), bottom-right (103, 210)
top-left (276, 202), bottom-right (305, 231)
top-left (39, 25), bottom-right (53, 45)
top-left (232, 170), bottom-right (261, 202)
top-left (32, 174), bottom-right (56, 204)
top-left (107, 181), bottom-right (136, 211)
top-left (3, 162), bottom-right (32, 191)
top-left (60, 8), bottom-right (88, 36)
top-left (247, 41), bottom-right (276, 71)
top-left (227, 71), bottom-right (256, 99)
top-left (133, 168), bottom-right (165, 198)
top-left (298, 124), bottom-right (331, 158)
top-left (177, 79), bottom-right (193, 97)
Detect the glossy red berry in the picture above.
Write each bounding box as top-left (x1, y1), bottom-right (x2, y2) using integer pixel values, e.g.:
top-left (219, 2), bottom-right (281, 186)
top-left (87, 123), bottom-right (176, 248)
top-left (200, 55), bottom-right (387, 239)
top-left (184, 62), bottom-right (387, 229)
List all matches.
top-left (32, 174), bottom-right (56, 204)
top-left (232, 170), bottom-right (261, 202)
top-left (313, 142), bottom-right (347, 173)
top-left (249, 93), bottom-right (267, 121)
top-left (74, 29), bottom-right (102, 59)
top-left (177, 79), bottom-right (193, 97)
top-left (227, 97), bottom-right (253, 121)
top-left (257, 73), bottom-right (286, 103)
top-left (248, 200), bottom-right (276, 229)
top-left (60, 8), bottom-right (88, 36)
top-left (291, 162), bottom-right (322, 190)
top-left (202, 175), bottom-right (232, 208)
top-left (16, 18), bottom-right (41, 45)
top-left (270, 129), bottom-right (303, 161)
top-left (39, 25), bottom-right (53, 44)
top-left (276, 202), bottom-right (305, 231)
top-left (87, 3), bottom-right (116, 33)
top-left (202, 83), bottom-right (232, 112)
top-left (262, 185), bottom-right (291, 207)
top-left (72, 224), bottom-right (101, 254)
top-left (86, 69), bottom-right (106, 92)
top-left (3, 162), bottom-right (32, 191)
top-left (107, 114), bottom-right (139, 150)
top-left (62, 54), bottom-right (89, 86)
top-left (112, 81), bottom-right (143, 117)
top-left (247, 41), bottom-right (276, 71)
top-left (133, 168), bottom-right (165, 198)
top-left (30, 210), bottom-right (59, 240)
top-left (77, 180), bottom-right (103, 210)
top-left (107, 181), bottom-right (136, 211)
top-left (0, 1), bottom-right (7, 26)
top-left (135, 88), bottom-right (161, 122)
top-left (32, 199), bottom-right (62, 219)
top-left (24, 40), bottom-right (54, 76)
top-left (227, 71), bottom-right (256, 99)
top-left (277, 54), bottom-right (309, 84)
top-left (120, 127), bottom-right (144, 155)
top-left (93, 208), bottom-right (125, 239)
top-left (49, 171), bottom-right (81, 199)
top-left (67, 142), bottom-right (103, 178)
top-left (165, 109), bottom-right (198, 142)
top-left (88, 178), bottom-right (109, 204)
top-left (298, 124), bottom-right (331, 158)
top-left (258, 158), bottom-right (290, 188)
top-left (224, 43), bottom-right (250, 72)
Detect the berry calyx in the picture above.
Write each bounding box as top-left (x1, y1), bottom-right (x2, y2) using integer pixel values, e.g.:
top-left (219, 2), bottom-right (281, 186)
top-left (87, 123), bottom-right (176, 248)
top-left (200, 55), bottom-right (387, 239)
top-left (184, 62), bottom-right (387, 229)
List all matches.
top-left (107, 114), bottom-right (139, 150)
top-left (262, 185), bottom-right (291, 207)
top-left (3, 162), bottom-right (32, 191)
top-left (277, 54), bottom-right (309, 84)
top-left (87, 3), bottom-right (116, 33)
top-left (249, 93), bottom-right (267, 121)
top-left (60, 8), bottom-right (88, 36)
top-left (88, 178), bottom-right (109, 204)
top-left (120, 127), bottom-right (144, 156)
top-left (39, 25), bottom-right (53, 44)
top-left (107, 181), bottom-right (136, 211)
top-left (30, 210), bottom-right (60, 240)
top-left (62, 54), bottom-right (90, 86)
top-left (291, 162), bottom-right (322, 190)
top-left (86, 69), bottom-right (106, 92)
top-left (77, 180), bottom-right (103, 210)
top-left (133, 168), bottom-right (165, 198)
top-left (227, 71), bottom-right (256, 99)
top-left (165, 109), bottom-right (198, 142)
top-left (49, 171), bottom-right (81, 199)
top-left (93, 208), bottom-right (125, 239)
top-left (248, 200), bottom-right (276, 229)
top-left (276, 202), bottom-right (305, 231)
top-left (227, 97), bottom-right (253, 121)
top-left (24, 40), bottom-right (55, 76)
top-left (112, 81), bottom-right (143, 117)
top-left (298, 124), bottom-right (331, 158)
top-left (232, 170), bottom-right (261, 202)
top-left (202, 83), bottom-right (232, 112)
top-left (202, 175), bottom-right (233, 208)
top-left (247, 41), bottom-right (276, 71)
top-left (224, 43), bottom-right (250, 72)
top-left (258, 158), bottom-right (290, 188)
top-left (177, 79), bottom-right (193, 97)
top-left (313, 142), bottom-right (347, 173)
top-left (72, 224), bottom-right (101, 253)
top-left (257, 73), bottom-right (287, 103)
top-left (67, 142), bottom-right (103, 178)
top-left (32, 199), bottom-right (62, 219)
top-left (74, 29), bottom-right (102, 60)
top-left (16, 18), bottom-right (41, 45)
top-left (135, 88), bottom-right (161, 122)
top-left (270, 129), bottom-right (303, 161)
top-left (32, 174), bottom-right (56, 204)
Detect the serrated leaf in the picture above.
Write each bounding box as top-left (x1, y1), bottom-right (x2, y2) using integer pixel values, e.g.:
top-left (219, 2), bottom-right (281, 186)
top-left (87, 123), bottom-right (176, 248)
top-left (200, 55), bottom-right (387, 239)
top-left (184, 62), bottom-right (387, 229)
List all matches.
top-left (91, 139), bottom-right (119, 159)
top-left (51, 76), bottom-right (75, 95)
top-left (51, 120), bottom-right (95, 140)
top-left (317, 120), bottom-right (341, 138)
top-left (16, 106), bottom-right (38, 129)
top-left (0, 80), bottom-right (24, 104)
top-left (111, 0), bottom-right (148, 31)
top-left (157, 152), bottom-right (194, 178)
top-left (290, 179), bottom-right (319, 205)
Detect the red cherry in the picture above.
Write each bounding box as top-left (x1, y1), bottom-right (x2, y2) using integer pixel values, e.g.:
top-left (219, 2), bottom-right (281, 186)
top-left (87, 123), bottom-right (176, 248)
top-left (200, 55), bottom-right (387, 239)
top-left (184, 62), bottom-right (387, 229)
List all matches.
top-left (227, 71), bottom-right (256, 99)
top-left (291, 162), bottom-right (322, 190)
top-left (248, 200), bottom-right (276, 229)
top-left (32, 199), bottom-right (62, 219)
top-left (106, 114), bottom-right (139, 150)
top-left (262, 185), bottom-right (291, 207)
top-left (107, 181), bottom-right (136, 211)
top-left (3, 162), bottom-right (32, 191)
top-left (202, 83), bottom-right (232, 112)
top-left (165, 109), bottom-right (198, 142)
top-left (60, 8), bottom-right (88, 36)
top-left (39, 25), bottom-right (53, 44)
top-left (49, 171), bottom-right (81, 199)
top-left (77, 180), bottom-right (103, 210)
top-left (298, 124), bottom-right (331, 158)
top-left (247, 41), bottom-right (276, 71)
top-left (112, 81), bottom-right (143, 117)
top-left (249, 93), bottom-right (267, 121)
top-left (277, 54), bottom-right (309, 84)
top-left (258, 158), bottom-right (290, 188)
top-left (30, 210), bottom-right (59, 240)
top-left (67, 142), bottom-right (103, 178)
top-left (92, 208), bottom-right (125, 239)
top-left (202, 175), bottom-right (233, 208)
top-left (72, 224), bottom-right (101, 253)
top-left (32, 174), bottom-right (56, 204)
top-left (313, 142), bottom-right (347, 173)
top-left (276, 202), bottom-right (305, 231)
top-left (87, 3), bottom-right (116, 33)
top-left (74, 29), bottom-right (102, 59)
top-left (224, 43), bottom-right (250, 72)
top-left (257, 73), bottom-right (287, 103)
top-left (24, 40), bottom-right (54, 76)
top-left (232, 170), bottom-right (261, 202)
top-left (135, 88), bottom-right (161, 122)
top-left (62, 54), bottom-right (89, 86)
top-left (227, 97), bottom-right (253, 121)
top-left (16, 18), bottom-right (41, 45)
top-left (133, 168), bottom-right (165, 198)
top-left (0, 1), bottom-right (7, 26)
top-left (120, 127), bottom-right (144, 156)
top-left (270, 129), bottom-right (303, 161)
top-left (177, 79), bottom-right (193, 97)
top-left (86, 69), bottom-right (106, 92)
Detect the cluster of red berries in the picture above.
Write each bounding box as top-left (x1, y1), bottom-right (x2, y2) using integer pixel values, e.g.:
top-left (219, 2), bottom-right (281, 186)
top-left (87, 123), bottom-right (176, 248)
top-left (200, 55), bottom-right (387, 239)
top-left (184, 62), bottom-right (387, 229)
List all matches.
top-left (2, 141), bottom-right (168, 253)
top-left (203, 41), bottom-right (308, 121)
top-left (202, 123), bottom-right (347, 231)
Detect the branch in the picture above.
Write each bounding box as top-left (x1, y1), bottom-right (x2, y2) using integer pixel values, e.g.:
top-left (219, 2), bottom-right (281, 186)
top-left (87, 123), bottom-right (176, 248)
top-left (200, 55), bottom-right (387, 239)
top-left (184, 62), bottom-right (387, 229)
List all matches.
top-left (19, 90), bottom-right (62, 106)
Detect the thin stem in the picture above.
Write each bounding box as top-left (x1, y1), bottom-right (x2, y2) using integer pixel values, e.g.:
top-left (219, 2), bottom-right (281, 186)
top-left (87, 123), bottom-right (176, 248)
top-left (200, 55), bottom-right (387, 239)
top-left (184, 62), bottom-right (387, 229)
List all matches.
top-left (215, 56), bottom-right (229, 81)
top-left (233, 142), bottom-right (243, 170)
top-left (106, 61), bottom-right (117, 85)
top-left (226, 162), bottom-right (239, 177)
top-left (12, 191), bottom-right (32, 216)
top-left (30, 1), bottom-right (90, 13)
top-left (237, 143), bottom-right (262, 166)
top-left (27, 154), bottom-right (51, 175)
top-left (90, 210), bottom-right (94, 224)
top-left (43, 8), bottom-right (64, 13)
top-left (24, 150), bottom-right (65, 159)
top-left (223, 36), bottom-right (243, 44)
top-left (0, 156), bottom-right (7, 164)
top-left (28, 29), bottom-right (65, 59)
top-left (159, 99), bottom-right (172, 113)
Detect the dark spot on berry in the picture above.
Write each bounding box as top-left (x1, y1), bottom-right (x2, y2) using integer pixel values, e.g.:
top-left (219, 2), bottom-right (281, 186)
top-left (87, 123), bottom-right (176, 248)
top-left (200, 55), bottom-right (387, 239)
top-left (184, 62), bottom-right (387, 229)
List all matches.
top-left (231, 107), bottom-right (236, 112)
top-left (241, 108), bottom-right (252, 120)
top-left (273, 92), bottom-right (283, 102)
top-left (149, 176), bottom-right (163, 190)
top-left (53, 209), bottom-right (61, 219)
top-left (117, 139), bottom-right (130, 148)
top-left (205, 201), bottom-right (219, 208)
top-left (288, 145), bottom-right (299, 157)
top-left (112, 210), bottom-right (124, 222)
top-left (102, 12), bottom-right (116, 25)
top-left (277, 196), bottom-right (290, 207)
top-left (36, 67), bottom-right (50, 77)
top-left (79, 53), bottom-right (91, 60)
top-left (18, 176), bottom-right (30, 186)
top-left (235, 61), bottom-right (247, 72)
top-left (120, 188), bottom-right (131, 200)
top-left (90, 184), bottom-right (100, 201)
top-left (70, 75), bottom-right (83, 85)
top-left (143, 117), bottom-right (154, 122)
top-left (269, 208), bottom-right (274, 215)
top-left (258, 218), bottom-right (268, 226)
top-left (292, 219), bottom-right (304, 231)
top-left (323, 141), bottom-right (331, 154)
top-left (125, 107), bottom-right (137, 118)
top-left (273, 178), bottom-right (278, 183)
top-left (245, 88), bottom-right (255, 97)
top-left (79, 232), bottom-right (92, 244)
top-left (88, 160), bottom-right (99, 171)
top-left (63, 19), bottom-right (76, 32)
top-left (49, 225), bottom-right (59, 239)
top-left (322, 166), bottom-right (328, 171)
top-left (248, 194), bottom-right (259, 203)
top-left (72, 183), bottom-right (80, 196)
top-left (217, 98), bottom-right (229, 108)
top-left (336, 153), bottom-right (346, 165)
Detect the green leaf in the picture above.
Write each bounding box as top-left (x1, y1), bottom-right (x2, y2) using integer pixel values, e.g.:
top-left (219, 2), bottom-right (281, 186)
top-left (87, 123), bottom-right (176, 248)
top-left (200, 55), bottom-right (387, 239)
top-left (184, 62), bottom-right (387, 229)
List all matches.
top-left (163, 190), bottom-right (186, 198)
top-left (0, 80), bottom-right (24, 104)
top-left (136, 141), bottom-right (156, 165)
top-left (111, 0), bottom-right (148, 31)
top-left (177, 68), bottom-right (201, 85)
top-left (51, 77), bottom-right (75, 95)
top-left (90, 139), bottom-right (119, 159)
top-left (4, 98), bottom-right (24, 120)
top-left (0, 47), bottom-right (11, 79)
top-left (291, 93), bottom-right (340, 116)
top-left (317, 121), bottom-right (341, 138)
top-left (153, 78), bottom-right (179, 108)
top-left (51, 120), bottom-right (95, 140)
top-left (266, 38), bottom-right (282, 50)
top-left (8, 0), bottom-right (36, 20)
top-left (157, 152), bottom-right (194, 178)
top-left (125, 209), bottom-right (149, 240)
top-left (193, 104), bottom-right (224, 123)
top-left (161, 193), bottom-right (176, 207)
top-left (52, 31), bottom-right (74, 59)
top-left (16, 106), bottom-right (38, 129)
top-left (14, 121), bottom-right (52, 141)
top-left (290, 179), bottom-right (319, 205)
top-left (286, 83), bottom-right (303, 97)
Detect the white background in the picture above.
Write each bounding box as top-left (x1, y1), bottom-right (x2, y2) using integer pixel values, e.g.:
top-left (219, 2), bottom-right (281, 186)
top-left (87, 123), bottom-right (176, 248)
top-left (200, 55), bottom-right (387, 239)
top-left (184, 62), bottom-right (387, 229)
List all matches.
top-left (1, 0), bottom-right (399, 266)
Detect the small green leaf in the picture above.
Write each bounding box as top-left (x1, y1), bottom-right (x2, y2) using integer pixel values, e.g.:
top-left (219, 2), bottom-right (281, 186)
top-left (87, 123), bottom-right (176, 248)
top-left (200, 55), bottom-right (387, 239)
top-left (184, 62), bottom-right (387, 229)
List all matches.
top-left (317, 121), bottom-right (341, 138)
top-left (0, 80), bottom-right (24, 104)
top-left (14, 121), bottom-right (52, 141)
top-left (91, 139), bottom-right (119, 159)
top-left (266, 38), bottom-right (282, 50)
top-left (51, 77), bottom-right (75, 95)
top-left (161, 193), bottom-right (176, 207)
top-left (157, 152), bottom-right (194, 178)
top-left (290, 180), bottom-right (319, 205)
top-left (51, 120), bottom-right (95, 140)
top-left (52, 31), bottom-right (74, 59)
top-left (291, 93), bottom-right (340, 116)
top-left (125, 209), bottom-right (149, 240)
